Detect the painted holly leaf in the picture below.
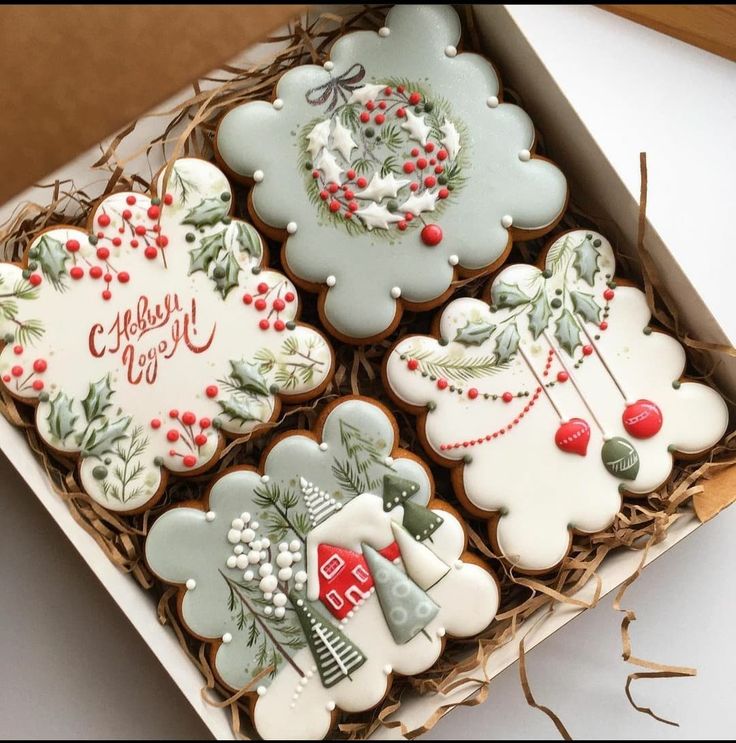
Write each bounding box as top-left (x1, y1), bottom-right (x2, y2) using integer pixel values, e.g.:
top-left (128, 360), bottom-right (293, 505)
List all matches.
top-left (217, 396), bottom-right (260, 425)
top-left (188, 231), bottom-right (225, 274)
top-left (81, 375), bottom-right (114, 423)
top-left (229, 221), bottom-right (262, 261)
top-left (46, 391), bottom-right (78, 442)
top-left (572, 235), bottom-right (600, 286)
top-left (491, 282), bottom-right (530, 309)
top-left (601, 436), bottom-right (640, 480)
top-left (33, 234), bottom-right (69, 290)
top-left (495, 324), bottom-right (520, 364)
top-left (454, 318), bottom-right (495, 346)
top-left (212, 250), bottom-right (241, 298)
top-left (82, 416), bottom-right (132, 457)
top-left (570, 290), bottom-right (602, 325)
top-left (555, 309), bottom-right (581, 356)
top-left (229, 360), bottom-right (270, 397)
top-left (528, 293), bottom-right (552, 339)
top-left (182, 197), bottom-right (229, 228)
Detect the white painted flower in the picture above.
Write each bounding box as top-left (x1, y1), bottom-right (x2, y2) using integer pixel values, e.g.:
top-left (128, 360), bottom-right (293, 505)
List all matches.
top-left (0, 158), bottom-right (333, 512)
top-left (216, 5), bottom-right (567, 341)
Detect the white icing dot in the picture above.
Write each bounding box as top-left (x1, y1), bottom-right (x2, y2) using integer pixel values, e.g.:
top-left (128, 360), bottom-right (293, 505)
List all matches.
top-left (257, 686), bottom-right (267, 696)
top-left (307, 671), bottom-right (313, 679)
top-left (501, 214), bottom-right (513, 228)
top-left (278, 567), bottom-right (293, 581)
top-left (326, 701), bottom-right (336, 712)
top-left (227, 529), bottom-right (241, 544)
top-left (264, 592), bottom-right (273, 600)
top-left (319, 442), bottom-right (328, 451)
top-left (277, 552), bottom-right (294, 568)
top-left (448, 254), bottom-right (459, 266)
top-left (248, 550), bottom-right (261, 564)
top-left (383, 665), bottom-right (392, 675)
top-left (299, 677), bottom-right (308, 687)
top-left (240, 528), bottom-right (255, 544)
top-left (205, 511), bottom-right (215, 522)
top-left (486, 96), bottom-right (499, 108)
top-left (185, 579), bottom-right (196, 591)
top-left (445, 45), bottom-right (458, 57)
top-left (289, 540), bottom-right (301, 552)
top-left (260, 550), bottom-right (268, 561)
top-left (519, 149), bottom-right (531, 162)
top-left (384, 456), bottom-right (394, 466)
top-left (297, 599), bottom-right (304, 607)
top-left (251, 521), bottom-right (260, 529)
top-left (244, 570), bottom-right (254, 581)
top-left (390, 286), bottom-right (401, 299)
top-left (260, 575), bottom-right (278, 593)
top-left (264, 606), bottom-right (273, 616)
top-left (454, 560), bottom-right (464, 569)
top-left (231, 518), bottom-right (244, 530)
top-left (286, 221), bottom-right (298, 235)
top-left (378, 26), bottom-right (390, 37)
top-left (251, 539), bottom-right (262, 552)
top-left (295, 582), bottom-right (304, 591)
top-left (436, 627), bottom-right (446, 638)
top-left (292, 552), bottom-right (302, 563)
top-left (236, 555), bottom-right (249, 570)
top-left (273, 593), bottom-right (288, 607)
top-left (312, 665), bottom-right (317, 673)
top-left (233, 544), bottom-right (244, 555)
top-left (259, 563), bottom-right (273, 577)
top-left (272, 98), bottom-right (284, 110)
top-left (278, 542), bottom-right (289, 552)
top-left (274, 607), bottom-right (286, 619)
top-left (261, 538), bottom-right (271, 548)
top-left (222, 633), bottom-right (232, 644)
top-left (226, 556), bottom-right (237, 569)
top-left (325, 275), bottom-right (336, 287)
top-left (335, 503), bottom-right (342, 511)
top-left (253, 170), bottom-right (264, 183)
top-left (324, 60), bottom-right (334, 71)
top-left (240, 512), bottom-right (251, 523)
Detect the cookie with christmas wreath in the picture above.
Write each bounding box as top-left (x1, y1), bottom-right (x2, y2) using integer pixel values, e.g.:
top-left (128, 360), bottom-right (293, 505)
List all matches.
top-left (214, 4), bottom-right (568, 343)
top-left (145, 396), bottom-right (500, 739)
top-left (383, 229), bottom-right (729, 573)
top-left (0, 158), bottom-right (334, 513)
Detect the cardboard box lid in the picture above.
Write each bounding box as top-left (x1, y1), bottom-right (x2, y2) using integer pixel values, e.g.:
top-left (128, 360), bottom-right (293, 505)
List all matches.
top-left (0, 5), bottom-right (303, 206)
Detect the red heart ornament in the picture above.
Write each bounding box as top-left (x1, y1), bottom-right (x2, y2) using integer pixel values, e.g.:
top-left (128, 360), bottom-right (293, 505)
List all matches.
top-left (555, 418), bottom-right (591, 456)
top-left (622, 399), bottom-right (663, 439)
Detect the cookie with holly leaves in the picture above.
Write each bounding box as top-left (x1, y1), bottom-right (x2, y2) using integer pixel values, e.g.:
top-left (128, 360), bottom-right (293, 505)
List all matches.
top-left (145, 396), bottom-right (499, 739)
top-left (0, 158), bottom-right (334, 513)
top-left (215, 4), bottom-right (567, 343)
top-left (384, 229), bottom-right (728, 572)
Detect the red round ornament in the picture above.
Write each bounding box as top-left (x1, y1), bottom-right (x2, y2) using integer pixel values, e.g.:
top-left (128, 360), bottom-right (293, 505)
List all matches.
top-left (622, 399), bottom-right (663, 439)
top-left (420, 224), bottom-right (443, 247)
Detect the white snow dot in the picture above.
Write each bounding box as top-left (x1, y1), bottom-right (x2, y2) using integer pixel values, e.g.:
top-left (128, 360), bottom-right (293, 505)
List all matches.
top-left (518, 149), bottom-right (531, 162)
top-left (274, 607), bottom-right (286, 619)
top-left (278, 567), bottom-right (293, 581)
top-left (486, 96), bottom-right (499, 108)
top-left (501, 215), bottom-right (513, 228)
top-left (273, 593), bottom-right (287, 607)
top-left (286, 221), bottom-right (297, 234)
top-left (319, 442), bottom-right (328, 451)
top-left (257, 686), bottom-right (267, 696)
top-left (251, 521), bottom-right (260, 530)
top-left (264, 592), bottom-right (273, 601)
top-left (253, 170), bottom-right (264, 183)
top-left (205, 511), bottom-right (215, 522)
top-left (272, 98), bottom-right (284, 110)
top-left (259, 563), bottom-right (273, 577)
top-left (378, 26), bottom-right (390, 37)
top-left (236, 555), bottom-right (249, 570)
top-left (260, 575), bottom-right (278, 593)
top-left (276, 552), bottom-right (294, 568)
top-left (226, 556), bottom-right (237, 569)
top-left (240, 512), bottom-right (251, 523)
top-left (264, 606), bottom-right (273, 616)
top-left (323, 61), bottom-right (334, 71)
top-left (251, 539), bottom-right (262, 551)
top-left (278, 542), bottom-right (289, 553)
top-left (261, 538), bottom-right (270, 549)
top-left (325, 275), bottom-right (336, 287)
top-left (185, 579), bottom-right (196, 591)
top-left (445, 45), bottom-right (457, 57)
top-left (234, 544), bottom-right (244, 555)
top-left (240, 528), bottom-right (255, 544)
top-left (248, 550), bottom-right (261, 564)
top-left (383, 665), bottom-right (392, 675)
top-left (448, 254), bottom-right (459, 266)
top-left (231, 518), bottom-right (244, 530)
top-left (390, 286), bottom-right (401, 299)
top-left (222, 633), bottom-right (232, 644)
top-left (289, 540), bottom-right (301, 552)
top-left (436, 627), bottom-right (446, 638)
top-left (294, 583), bottom-right (304, 591)
top-left (292, 552), bottom-right (302, 563)
top-left (244, 570), bottom-right (254, 581)
top-left (326, 701), bottom-right (336, 711)
top-left (227, 529), bottom-right (241, 545)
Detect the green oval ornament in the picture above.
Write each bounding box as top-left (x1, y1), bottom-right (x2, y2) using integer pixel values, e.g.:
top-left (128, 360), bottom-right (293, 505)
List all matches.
top-left (601, 436), bottom-right (639, 480)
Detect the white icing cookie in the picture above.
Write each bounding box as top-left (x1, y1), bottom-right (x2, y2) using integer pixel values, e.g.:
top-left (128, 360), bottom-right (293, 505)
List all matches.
top-left (0, 158), bottom-right (333, 512)
top-left (216, 4), bottom-right (567, 342)
top-left (385, 230), bottom-right (729, 572)
top-left (145, 397), bottom-right (499, 739)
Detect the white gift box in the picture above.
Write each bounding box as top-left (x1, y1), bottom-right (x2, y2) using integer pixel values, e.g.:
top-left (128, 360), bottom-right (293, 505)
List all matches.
top-left (1, 5), bottom-right (734, 739)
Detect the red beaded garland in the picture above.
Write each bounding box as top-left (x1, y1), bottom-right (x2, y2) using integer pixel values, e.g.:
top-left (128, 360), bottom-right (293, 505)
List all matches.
top-left (468, 388), bottom-right (479, 400)
top-left (408, 92), bottom-right (421, 104)
top-left (557, 371), bottom-right (569, 383)
top-left (502, 392), bottom-right (513, 403)
top-left (29, 274), bottom-right (42, 287)
top-left (582, 345), bottom-right (593, 356)
top-left (205, 385), bottom-right (218, 398)
top-left (604, 289), bottom-right (615, 301)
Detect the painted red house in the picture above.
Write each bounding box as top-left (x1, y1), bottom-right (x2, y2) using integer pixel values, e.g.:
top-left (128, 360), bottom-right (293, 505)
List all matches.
top-left (317, 542), bottom-right (401, 620)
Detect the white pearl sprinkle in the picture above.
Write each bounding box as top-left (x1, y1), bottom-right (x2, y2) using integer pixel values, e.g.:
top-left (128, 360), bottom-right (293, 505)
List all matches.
top-left (205, 511), bottom-right (215, 522)
top-left (383, 664), bottom-right (392, 675)
top-left (231, 517), bottom-right (244, 530)
top-left (378, 26), bottom-right (390, 37)
top-left (227, 529), bottom-right (241, 544)
top-left (251, 521), bottom-right (259, 529)
top-left (448, 254), bottom-right (459, 266)
top-left (185, 579), bottom-right (196, 591)
top-left (234, 544), bottom-right (244, 555)
top-left (319, 442), bottom-right (328, 451)
top-left (290, 540), bottom-right (301, 552)
top-left (226, 556), bottom-right (237, 569)
top-left (222, 632), bottom-right (232, 644)
top-left (236, 555), bottom-right (249, 570)
top-left (390, 286), bottom-right (401, 299)
top-left (326, 701), bottom-right (336, 711)
top-left (257, 686), bottom-right (267, 696)
top-left (286, 221), bottom-right (297, 235)
top-left (436, 627), bottom-right (446, 638)
top-left (445, 45), bottom-right (457, 57)
top-left (253, 170), bottom-right (264, 183)
top-left (324, 60), bottom-right (334, 71)
top-left (325, 275), bottom-right (336, 287)
top-left (240, 512), bottom-right (251, 522)
top-left (486, 96), bottom-right (499, 108)
top-left (501, 214), bottom-right (513, 228)
top-left (272, 98), bottom-right (284, 110)
top-left (274, 606), bottom-right (286, 619)
top-left (518, 149), bottom-right (531, 162)
top-left (244, 570), bottom-right (254, 581)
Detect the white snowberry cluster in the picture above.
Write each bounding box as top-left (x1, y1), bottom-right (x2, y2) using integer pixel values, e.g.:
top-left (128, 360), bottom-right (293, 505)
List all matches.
top-left (224, 513), bottom-right (308, 619)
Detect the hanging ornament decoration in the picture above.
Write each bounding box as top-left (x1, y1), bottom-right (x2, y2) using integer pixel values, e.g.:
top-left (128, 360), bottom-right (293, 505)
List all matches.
top-left (622, 399), bottom-right (663, 439)
top-left (385, 229), bottom-right (729, 572)
top-left (145, 396), bottom-right (499, 739)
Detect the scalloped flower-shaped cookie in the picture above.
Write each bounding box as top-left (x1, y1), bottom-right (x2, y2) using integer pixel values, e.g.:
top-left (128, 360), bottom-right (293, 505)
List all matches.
top-left (0, 158), bottom-right (333, 512)
top-left (385, 230), bottom-right (728, 571)
top-left (216, 4), bottom-right (567, 341)
top-left (146, 397), bottom-right (499, 739)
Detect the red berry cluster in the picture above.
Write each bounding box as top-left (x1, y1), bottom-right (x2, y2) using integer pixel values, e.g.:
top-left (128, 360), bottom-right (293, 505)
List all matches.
top-left (150, 408), bottom-right (211, 468)
top-left (242, 279), bottom-right (295, 332)
top-left (66, 192), bottom-right (174, 301)
top-left (1, 345), bottom-right (47, 394)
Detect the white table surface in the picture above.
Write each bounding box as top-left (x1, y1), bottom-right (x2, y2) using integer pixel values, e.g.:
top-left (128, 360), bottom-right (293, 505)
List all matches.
top-left (1, 445), bottom-right (734, 740)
